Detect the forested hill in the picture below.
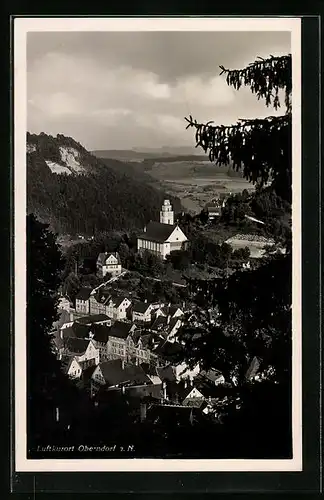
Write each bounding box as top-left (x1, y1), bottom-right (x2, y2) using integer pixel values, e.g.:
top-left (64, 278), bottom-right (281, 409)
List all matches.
top-left (27, 132), bottom-right (181, 236)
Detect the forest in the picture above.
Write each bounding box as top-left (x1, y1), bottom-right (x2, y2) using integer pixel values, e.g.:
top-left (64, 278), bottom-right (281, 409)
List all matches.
top-left (27, 132), bottom-right (181, 235)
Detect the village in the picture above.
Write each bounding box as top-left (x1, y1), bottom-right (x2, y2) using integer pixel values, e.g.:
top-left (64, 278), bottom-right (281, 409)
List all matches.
top-left (50, 199), bottom-right (267, 427)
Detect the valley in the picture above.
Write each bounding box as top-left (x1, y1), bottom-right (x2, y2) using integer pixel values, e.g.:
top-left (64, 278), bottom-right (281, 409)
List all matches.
top-left (94, 152), bottom-right (254, 214)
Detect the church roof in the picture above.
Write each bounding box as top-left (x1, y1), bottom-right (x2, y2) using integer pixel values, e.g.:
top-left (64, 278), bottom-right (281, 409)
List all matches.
top-left (138, 221), bottom-right (177, 243)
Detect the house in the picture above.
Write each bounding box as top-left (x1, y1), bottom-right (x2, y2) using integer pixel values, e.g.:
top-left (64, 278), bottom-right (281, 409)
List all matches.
top-left (97, 252), bottom-right (122, 278)
top-left (106, 295), bottom-right (132, 321)
top-left (150, 316), bottom-right (183, 343)
top-left (57, 296), bottom-right (71, 312)
top-left (154, 340), bottom-right (183, 364)
top-left (62, 337), bottom-right (100, 366)
top-left (140, 363), bottom-right (162, 385)
top-left (165, 380), bottom-right (205, 407)
top-left (137, 200), bottom-right (188, 259)
top-left (91, 359), bottom-right (151, 388)
top-left (75, 287), bottom-right (92, 314)
top-left (63, 357), bottom-right (83, 379)
top-left (200, 368), bottom-right (225, 386)
top-left (89, 294), bottom-right (108, 316)
top-left (154, 304), bottom-right (184, 321)
top-left (106, 321), bottom-right (136, 360)
top-left (167, 317), bottom-right (183, 342)
top-left (205, 197), bottom-right (227, 220)
top-left (76, 339), bottom-right (100, 365)
top-left (132, 301), bottom-right (153, 323)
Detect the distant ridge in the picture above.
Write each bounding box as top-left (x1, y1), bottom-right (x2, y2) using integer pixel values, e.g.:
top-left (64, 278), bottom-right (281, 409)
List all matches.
top-left (92, 146), bottom-right (205, 161)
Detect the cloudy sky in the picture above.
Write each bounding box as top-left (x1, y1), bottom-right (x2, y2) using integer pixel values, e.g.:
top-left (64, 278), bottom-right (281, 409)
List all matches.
top-left (27, 31), bottom-right (290, 151)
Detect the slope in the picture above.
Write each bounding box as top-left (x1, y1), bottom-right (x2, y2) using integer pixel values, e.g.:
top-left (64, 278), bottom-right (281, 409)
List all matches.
top-left (27, 132), bottom-right (181, 236)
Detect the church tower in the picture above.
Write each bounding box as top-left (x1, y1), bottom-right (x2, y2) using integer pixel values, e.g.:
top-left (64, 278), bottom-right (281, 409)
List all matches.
top-left (160, 199), bottom-right (174, 225)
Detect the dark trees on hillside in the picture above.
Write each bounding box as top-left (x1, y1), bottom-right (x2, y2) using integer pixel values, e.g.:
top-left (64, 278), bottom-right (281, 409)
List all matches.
top-left (27, 133), bottom-right (181, 236)
top-left (27, 214), bottom-right (83, 452)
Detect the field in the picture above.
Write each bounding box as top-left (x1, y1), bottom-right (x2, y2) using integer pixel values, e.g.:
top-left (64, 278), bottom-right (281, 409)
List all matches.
top-left (144, 160), bottom-right (254, 213)
top-left (94, 152), bottom-right (255, 215)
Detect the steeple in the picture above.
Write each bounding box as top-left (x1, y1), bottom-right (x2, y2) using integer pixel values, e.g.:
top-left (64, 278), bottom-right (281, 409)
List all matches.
top-left (160, 199), bottom-right (174, 225)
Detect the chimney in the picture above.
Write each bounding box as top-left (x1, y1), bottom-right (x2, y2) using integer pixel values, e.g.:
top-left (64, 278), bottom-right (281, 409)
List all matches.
top-left (144, 299), bottom-right (147, 304)
top-left (143, 226), bottom-right (147, 233)
top-left (121, 359), bottom-right (125, 370)
top-left (190, 377), bottom-right (194, 387)
top-left (184, 379), bottom-right (188, 389)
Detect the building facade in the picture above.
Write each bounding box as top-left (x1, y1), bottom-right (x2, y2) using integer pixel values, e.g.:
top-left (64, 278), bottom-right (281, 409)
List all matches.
top-left (137, 200), bottom-right (188, 260)
top-left (97, 252), bottom-right (122, 278)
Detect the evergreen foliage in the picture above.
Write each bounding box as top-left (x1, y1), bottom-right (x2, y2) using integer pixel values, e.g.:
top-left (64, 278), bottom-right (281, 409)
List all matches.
top-left (185, 55), bottom-right (292, 202)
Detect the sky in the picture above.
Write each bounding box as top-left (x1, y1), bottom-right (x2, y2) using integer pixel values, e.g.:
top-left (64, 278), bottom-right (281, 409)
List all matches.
top-left (27, 31), bottom-right (291, 151)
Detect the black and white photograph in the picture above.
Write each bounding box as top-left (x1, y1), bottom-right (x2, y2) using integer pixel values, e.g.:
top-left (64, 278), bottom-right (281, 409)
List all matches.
top-left (14, 17), bottom-right (302, 472)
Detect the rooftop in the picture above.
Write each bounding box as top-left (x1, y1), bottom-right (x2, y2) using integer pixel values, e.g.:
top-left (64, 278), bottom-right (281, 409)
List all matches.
top-left (138, 221), bottom-right (177, 243)
top-left (64, 337), bottom-right (90, 354)
top-left (75, 314), bottom-right (110, 325)
top-left (75, 287), bottom-right (93, 301)
top-left (109, 321), bottom-right (135, 339)
top-left (133, 301), bottom-right (152, 314)
top-left (97, 251), bottom-right (121, 266)
top-left (98, 359), bottom-right (151, 386)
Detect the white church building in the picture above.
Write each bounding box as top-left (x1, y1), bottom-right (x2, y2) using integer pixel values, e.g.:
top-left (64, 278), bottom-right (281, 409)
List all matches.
top-left (137, 200), bottom-right (188, 260)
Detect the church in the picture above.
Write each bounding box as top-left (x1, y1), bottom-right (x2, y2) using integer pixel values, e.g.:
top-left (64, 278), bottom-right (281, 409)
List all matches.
top-left (137, 200), bottom-right (188, 260)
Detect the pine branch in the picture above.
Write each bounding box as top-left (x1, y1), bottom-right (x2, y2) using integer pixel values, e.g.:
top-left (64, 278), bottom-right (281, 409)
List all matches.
top-left (184, 114), bottom-right (292, 201)
top-left (219, 54), bottom-right (292, 113)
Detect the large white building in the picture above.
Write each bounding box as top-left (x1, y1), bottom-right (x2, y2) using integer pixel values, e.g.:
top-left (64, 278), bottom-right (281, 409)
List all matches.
top-left (137, 200), bottom-right (188, 260)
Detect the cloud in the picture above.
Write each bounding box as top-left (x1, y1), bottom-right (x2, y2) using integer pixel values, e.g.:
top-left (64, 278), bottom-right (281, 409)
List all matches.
top-left (27, 31), bottom-right (291, 150)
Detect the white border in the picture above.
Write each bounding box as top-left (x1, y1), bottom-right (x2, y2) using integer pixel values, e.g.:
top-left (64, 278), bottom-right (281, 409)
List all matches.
top-left (14, 16), bottom-right (302, 472)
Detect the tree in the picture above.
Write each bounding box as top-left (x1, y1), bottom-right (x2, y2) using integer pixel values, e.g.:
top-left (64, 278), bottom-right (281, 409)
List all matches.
top-left (180, 54), bottom-right (292, 457)
top-left (27, 214), bottom-right (82, 452)
top-left (185, 54), bottom-right (292, 203)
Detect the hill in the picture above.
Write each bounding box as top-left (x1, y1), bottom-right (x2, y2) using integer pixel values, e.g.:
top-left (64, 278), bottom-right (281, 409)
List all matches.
top-left (27, 133), bottom-right (181, 236)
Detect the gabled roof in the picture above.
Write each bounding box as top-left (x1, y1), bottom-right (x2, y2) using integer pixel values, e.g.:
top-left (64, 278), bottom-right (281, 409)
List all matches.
top-left (140, 334), bottom-right (154, 349)
top-left (90, 324), bottom-right (111, 343)
top-left (97, 252), bottom-right (121, 265)
top-left (127, 384), bottom-right (162, 400)
top-left (245, 356), bottom-right (261, 381)
top-left (109, 321), bottom-right (135, 339)
top-left (64, 337), bottom-right (89, 354)
top-left (81, 364), bottom-right (97, 382)
top-left (133, 301), bottom-right (152, 314)
top-left (75, 314), bottom-right (110, 325)
top-left (109, 295), bottom-right (130, 308)
top-left (140, 362), bottom-right (159, 377)
top-left (156, 365), bottom-right (176, 382)
top-left (154, 340), bottom-right (183, 362)
top-left (75, 287), bottom-right (93, 301)
top-left (97, 359), bottom-right (151, 386)
top-left (138, 221), bottom-right (177, 243)
top-left (151, 316), bottom-right (168, 331)
top-left (200, 368), bottom-right (224, 384)
top-left (72, 322), bottom-right (91, 339)
top-left (168, 317), bottom-right (182, 331)
top-left (61, 356), bottom-right (81, 375)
